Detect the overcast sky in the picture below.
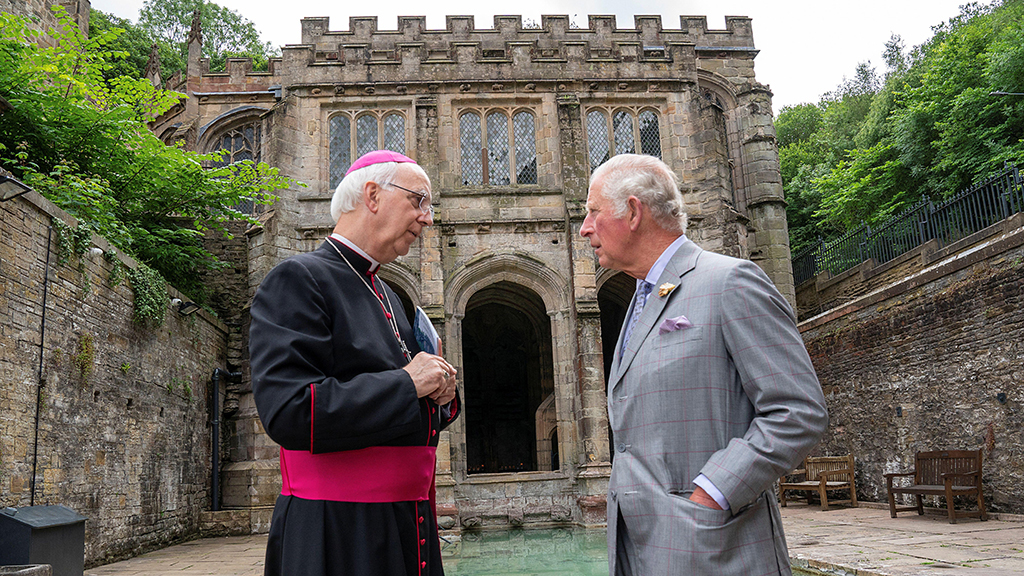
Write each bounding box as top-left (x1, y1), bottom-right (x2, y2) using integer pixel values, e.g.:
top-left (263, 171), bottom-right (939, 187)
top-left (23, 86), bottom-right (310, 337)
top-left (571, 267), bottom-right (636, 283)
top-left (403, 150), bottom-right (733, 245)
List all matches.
top-left (91, 0), bottom-right (973, 112)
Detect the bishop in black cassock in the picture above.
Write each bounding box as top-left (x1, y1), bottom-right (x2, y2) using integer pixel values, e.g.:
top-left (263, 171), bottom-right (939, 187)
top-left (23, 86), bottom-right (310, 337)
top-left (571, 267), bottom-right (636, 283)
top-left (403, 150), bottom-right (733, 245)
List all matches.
top-left (250, 151), bottom-right (460, 576)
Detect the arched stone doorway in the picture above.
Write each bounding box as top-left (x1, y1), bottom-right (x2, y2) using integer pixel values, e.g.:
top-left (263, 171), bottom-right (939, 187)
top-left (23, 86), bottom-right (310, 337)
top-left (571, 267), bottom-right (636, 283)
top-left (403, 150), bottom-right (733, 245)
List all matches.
top-left (461, 281), bottom-right (554, 474)
top-left (597, 271), bottom-right (634, 461)
top-left (597, 272), bottom-right (634, 384)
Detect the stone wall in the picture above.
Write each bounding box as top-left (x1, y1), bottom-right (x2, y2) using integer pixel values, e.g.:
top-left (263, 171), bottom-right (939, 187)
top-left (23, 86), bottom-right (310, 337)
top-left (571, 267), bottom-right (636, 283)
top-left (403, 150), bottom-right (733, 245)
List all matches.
top-left (0, 0), bottom-right (91, 42)
top-left (799, 214), bottom-right (1024, 514)
top-left (0, 191), bottom-right (229, 566)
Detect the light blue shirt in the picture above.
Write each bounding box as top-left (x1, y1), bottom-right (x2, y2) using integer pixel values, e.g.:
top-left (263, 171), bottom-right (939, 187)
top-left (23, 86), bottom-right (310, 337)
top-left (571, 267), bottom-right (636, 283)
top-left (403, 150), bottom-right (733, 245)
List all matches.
top-left (641, 234), bottom-right (731, 511)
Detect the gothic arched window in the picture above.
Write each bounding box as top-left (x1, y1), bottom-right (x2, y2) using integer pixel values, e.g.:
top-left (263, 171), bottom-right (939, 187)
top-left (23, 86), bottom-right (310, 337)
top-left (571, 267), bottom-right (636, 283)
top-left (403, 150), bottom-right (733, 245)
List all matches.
top-left (459, 108), bottom-right (537, 186)
top-left (207, 120), bottom-right (262, 214)
top-left (329, 115), bottom-right (351, 188)
top-left (513, 111), bottom-right (538, 184)
top-left (210, 123), bottom-right (261, 166)
top-left (586, 107), bottom-right (662, 171)
top-left (638, 110), bottom-right (662, 157)
top-left (329, 111), bottom-right (407, 188)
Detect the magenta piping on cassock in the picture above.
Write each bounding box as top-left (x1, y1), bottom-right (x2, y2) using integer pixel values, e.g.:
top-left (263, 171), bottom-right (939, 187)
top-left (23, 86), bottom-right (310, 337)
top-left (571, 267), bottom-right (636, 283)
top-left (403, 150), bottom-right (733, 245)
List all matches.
top-left (280, 445), bottom-right (436, 502)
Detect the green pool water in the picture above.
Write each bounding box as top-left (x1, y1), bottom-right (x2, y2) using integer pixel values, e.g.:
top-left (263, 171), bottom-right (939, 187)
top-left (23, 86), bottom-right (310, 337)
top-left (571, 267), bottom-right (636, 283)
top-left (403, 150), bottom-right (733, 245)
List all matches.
top-left (439, 527), bottom-right (828, 576)
top-left (440, 528), bottom-right (608, 576)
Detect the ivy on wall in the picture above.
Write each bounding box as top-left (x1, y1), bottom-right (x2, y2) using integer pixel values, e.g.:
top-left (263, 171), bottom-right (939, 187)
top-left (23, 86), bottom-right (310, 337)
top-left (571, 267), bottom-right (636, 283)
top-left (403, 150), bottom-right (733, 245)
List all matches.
top-left (126, 262), bottom-right (168, 326)
top-left (52, 217), bottom-right (169, 326)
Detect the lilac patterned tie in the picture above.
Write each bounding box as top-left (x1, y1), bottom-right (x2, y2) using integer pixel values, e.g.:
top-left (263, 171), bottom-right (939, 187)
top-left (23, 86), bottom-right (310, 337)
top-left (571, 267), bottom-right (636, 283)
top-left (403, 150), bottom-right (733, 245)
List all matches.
top-left (620, 281), bottom-right (653, 360)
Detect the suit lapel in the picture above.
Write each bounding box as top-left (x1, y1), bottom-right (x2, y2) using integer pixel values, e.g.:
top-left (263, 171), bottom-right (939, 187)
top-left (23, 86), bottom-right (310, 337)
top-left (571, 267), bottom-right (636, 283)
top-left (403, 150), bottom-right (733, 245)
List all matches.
top-left (609, 238), bottom-right (701, 391)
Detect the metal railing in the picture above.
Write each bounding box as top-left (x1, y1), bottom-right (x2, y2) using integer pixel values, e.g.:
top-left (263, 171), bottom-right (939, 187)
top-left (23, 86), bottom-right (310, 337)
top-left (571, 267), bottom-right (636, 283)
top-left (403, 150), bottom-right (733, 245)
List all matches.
top-left (793, 163), bottom-right (1023, 286)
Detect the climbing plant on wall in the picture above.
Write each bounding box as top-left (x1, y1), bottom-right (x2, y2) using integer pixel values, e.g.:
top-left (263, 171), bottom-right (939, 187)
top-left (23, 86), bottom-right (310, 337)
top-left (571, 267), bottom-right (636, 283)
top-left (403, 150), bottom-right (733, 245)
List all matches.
top-left (0, 7), bottom-right (296, 304)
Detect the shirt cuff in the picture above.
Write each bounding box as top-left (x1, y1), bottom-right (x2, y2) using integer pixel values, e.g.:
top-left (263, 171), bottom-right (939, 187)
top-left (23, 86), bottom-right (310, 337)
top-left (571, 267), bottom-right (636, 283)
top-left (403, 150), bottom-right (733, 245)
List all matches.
top-left (693, 474), bottom-right (730, 510)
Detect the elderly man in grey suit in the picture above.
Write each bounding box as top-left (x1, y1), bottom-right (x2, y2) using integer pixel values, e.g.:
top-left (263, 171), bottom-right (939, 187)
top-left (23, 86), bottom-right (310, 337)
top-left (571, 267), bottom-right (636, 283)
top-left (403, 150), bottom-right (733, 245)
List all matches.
top-left (581, 154), bottom-right (828, 575)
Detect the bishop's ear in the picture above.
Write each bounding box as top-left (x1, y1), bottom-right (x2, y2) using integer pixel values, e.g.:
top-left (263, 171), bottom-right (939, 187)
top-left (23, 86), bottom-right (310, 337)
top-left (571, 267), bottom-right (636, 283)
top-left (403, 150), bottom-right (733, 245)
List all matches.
top-left (364, 181), bottom-right (382, 213)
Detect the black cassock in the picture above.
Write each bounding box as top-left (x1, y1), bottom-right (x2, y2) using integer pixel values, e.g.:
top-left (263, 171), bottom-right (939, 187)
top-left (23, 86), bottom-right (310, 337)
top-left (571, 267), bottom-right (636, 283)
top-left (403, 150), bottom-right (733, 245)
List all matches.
top-left (250, 238), bottom-right (460, 576)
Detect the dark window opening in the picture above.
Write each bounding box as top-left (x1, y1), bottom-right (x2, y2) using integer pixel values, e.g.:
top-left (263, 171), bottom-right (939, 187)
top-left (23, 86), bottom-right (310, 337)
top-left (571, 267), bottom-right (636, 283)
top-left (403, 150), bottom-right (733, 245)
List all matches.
top-left (462, 282), bottom-right (553, 474)
top-left (598, 272), bottom-right (634, 461)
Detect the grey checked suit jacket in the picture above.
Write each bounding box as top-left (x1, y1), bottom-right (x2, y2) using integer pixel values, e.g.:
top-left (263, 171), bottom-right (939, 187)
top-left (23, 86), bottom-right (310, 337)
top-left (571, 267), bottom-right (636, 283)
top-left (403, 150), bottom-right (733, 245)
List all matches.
top-left (606, 238), bottom-right (828, 576)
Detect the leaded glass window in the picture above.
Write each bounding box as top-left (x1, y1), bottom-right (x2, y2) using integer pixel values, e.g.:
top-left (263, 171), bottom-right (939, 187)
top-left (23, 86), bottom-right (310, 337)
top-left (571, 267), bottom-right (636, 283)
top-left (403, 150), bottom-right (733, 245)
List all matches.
top-left (638, 110), bottom-right (661, 157)
top-left (487, 112), bottom-right (510, 185)
top-left (356, 115), bottom-right (378, 158)
top-left (586, 107), bottom-right (663, 171)
top-left (613, 111), bottom-right (635, 155)
top-left (460, 108), bottom-right (538, 186)
top-left (383, 113), bottom-right (405, 154)
top-left (211, 123), bottom-right (261, 166)
top-left (513, 112), bottom-right (537, 184)
top-left (460, 112), bottom-right (483, 185)
top-left (587, 110), bottom-right (610, 171)
top-left (328, 111), bottom-right (408, 188)
top-left (209, 122), bottom-right (262, 214)
top-left (329, 115), bottom-right (351, 187)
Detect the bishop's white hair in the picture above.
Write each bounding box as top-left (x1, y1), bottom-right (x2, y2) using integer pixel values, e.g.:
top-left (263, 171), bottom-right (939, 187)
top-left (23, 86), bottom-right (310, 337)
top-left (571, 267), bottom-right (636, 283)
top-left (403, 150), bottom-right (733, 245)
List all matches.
top-left (330, 162), bottom-right (429, 223)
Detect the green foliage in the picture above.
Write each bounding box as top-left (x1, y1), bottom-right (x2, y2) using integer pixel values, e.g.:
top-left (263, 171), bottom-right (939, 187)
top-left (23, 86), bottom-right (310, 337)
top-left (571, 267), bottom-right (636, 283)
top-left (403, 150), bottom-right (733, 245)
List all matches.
top-left (166, 375), bottom-right (192, 399)
top-left (779, 0), bottom-right (1024, 247)
top-left (72, 332), bottom-right (95, 381)
top-left (51, 217), bottom-right (93, 265)
top-left (89, 9), bottom-right (183, 82)
top-left (104, 249), bottom-right (126, 286)
top-left (137, 0), bottom-right (279, 73)
top-left (126, 263), bottom-right (168, 326)
top-left (0, 7), bottom-right (295, 305)
top-left (775, 103), bottom-right (823, 148)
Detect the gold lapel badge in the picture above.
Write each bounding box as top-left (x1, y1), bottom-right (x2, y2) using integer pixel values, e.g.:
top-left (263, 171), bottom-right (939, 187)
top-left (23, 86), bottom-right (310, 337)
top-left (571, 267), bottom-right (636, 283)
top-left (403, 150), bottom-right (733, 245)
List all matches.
top-left (658, 283), bottom-right (677, 297)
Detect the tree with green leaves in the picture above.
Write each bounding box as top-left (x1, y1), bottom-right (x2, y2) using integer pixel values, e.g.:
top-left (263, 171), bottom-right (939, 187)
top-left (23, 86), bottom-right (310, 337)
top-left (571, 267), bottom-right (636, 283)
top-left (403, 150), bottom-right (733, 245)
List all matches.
top-left (0, 7), bottom-right (296, 307)
top-left (137, 0), bottom-right (279, 72)
top-left (779, 0), bottom-right (1024, 248)
top-left (89, 9), bottom-right (183, 81)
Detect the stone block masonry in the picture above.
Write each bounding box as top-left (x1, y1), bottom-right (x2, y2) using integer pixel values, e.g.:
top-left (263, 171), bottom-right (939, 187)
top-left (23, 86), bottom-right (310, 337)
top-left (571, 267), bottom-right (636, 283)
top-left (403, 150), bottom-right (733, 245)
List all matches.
top-left (0, 0), bottom-right (91, 42)
top-left (800, 217), bottom-right (1024, 514)
top-left (0, 191), bottom-right (229, 567)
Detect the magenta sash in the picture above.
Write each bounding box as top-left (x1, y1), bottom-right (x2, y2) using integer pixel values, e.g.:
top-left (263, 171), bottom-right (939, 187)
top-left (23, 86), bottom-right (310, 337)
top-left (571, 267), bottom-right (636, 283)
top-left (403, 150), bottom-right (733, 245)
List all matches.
top-left (280, 446), bottom-right (436, 503)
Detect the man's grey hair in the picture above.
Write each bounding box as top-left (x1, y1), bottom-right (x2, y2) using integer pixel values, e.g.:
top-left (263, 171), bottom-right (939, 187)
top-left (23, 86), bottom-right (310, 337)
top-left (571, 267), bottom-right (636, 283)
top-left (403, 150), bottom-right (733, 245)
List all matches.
top-left (330, 161), bottom-right (429, 222)
top-left (589, 154), bottom-right (687, 234)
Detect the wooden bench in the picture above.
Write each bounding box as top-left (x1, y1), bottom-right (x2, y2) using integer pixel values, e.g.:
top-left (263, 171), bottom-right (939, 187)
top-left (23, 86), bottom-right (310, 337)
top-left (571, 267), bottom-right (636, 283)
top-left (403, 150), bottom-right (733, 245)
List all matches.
top-left (779, 455), bottom-right (857, 511)
top-left (884, 449), bottom-right (988, 524)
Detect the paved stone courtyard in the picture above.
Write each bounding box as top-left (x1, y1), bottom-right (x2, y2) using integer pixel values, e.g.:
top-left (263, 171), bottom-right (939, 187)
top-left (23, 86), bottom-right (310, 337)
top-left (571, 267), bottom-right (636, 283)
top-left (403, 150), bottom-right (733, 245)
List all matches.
top-left (82, 503), bottom-right (1024, 576)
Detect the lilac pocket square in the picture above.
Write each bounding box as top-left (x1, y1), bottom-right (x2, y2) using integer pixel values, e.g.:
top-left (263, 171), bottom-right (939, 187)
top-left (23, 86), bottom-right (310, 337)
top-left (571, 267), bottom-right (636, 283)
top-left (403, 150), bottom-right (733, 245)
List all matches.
top-left (659, 315), bottom-right (694, 335)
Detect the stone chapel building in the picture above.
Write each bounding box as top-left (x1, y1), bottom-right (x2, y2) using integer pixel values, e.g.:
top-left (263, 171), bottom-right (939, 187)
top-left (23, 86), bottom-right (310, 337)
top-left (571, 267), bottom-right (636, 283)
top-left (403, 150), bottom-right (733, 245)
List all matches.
top-left (151, 11), bottom-right (792, 530)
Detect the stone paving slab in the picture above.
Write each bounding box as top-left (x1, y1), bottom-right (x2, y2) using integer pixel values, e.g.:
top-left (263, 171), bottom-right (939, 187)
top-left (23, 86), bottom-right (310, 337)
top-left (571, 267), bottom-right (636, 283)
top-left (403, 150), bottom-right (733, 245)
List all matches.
top-left (80, 505), bottom-right (1024, 575)
top-left (86, 536), bottom-right (266, 576)
top-left (784, 503), bottom-right (1024, 575)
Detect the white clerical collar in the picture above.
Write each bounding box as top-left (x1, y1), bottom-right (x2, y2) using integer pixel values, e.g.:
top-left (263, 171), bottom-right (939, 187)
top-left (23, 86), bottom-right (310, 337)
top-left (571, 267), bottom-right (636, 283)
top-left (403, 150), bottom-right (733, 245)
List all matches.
top-left (329, 233), bottom-right (380, 272)
top-left (642, 234), bottom-right (687, 289)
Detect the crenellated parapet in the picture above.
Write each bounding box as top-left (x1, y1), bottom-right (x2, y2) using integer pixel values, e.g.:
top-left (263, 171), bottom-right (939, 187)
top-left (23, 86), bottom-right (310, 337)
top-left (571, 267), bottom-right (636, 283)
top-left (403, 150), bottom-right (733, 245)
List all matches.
top-left (188, 57), bottom-right (285, 94)
top-left (282, 15), bottom-right (756, 86)
top-left (299, 14), bottom-right (754, 48)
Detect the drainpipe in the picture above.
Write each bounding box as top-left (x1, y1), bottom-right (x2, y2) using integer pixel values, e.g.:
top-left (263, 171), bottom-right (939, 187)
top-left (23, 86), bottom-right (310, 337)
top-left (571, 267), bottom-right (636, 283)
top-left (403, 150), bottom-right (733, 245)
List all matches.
top-left (210, 368), bottom-right (240, 512)
top-left (30, 225), bottom-right (52, 506)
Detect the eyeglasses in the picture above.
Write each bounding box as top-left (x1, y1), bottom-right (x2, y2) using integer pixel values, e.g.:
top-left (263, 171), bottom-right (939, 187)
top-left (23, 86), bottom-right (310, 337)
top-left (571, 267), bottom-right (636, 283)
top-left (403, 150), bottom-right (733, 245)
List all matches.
top-left (385, 182), bottom-right (433, 216)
